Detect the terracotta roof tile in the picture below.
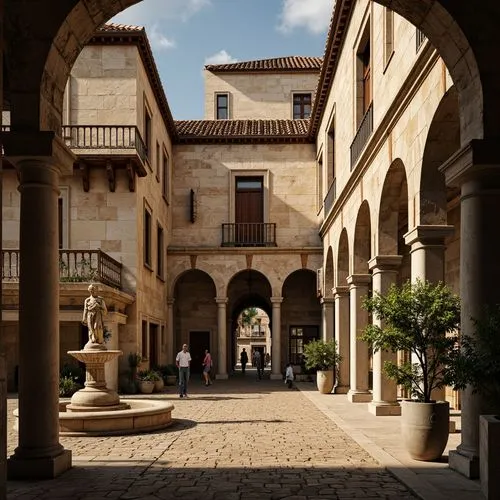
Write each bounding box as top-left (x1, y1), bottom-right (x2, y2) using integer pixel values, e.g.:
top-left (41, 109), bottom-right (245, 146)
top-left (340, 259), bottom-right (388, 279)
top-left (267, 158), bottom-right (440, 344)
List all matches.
top-left (175, 119), bottom-right (311, 143)
top-left (205, 56), bottom-right (323, 72)
top-left (98, 22), bottom-right (144, 33)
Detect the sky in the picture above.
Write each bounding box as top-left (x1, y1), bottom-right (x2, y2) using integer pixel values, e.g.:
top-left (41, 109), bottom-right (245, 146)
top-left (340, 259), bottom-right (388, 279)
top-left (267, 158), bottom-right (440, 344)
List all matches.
top-left (112, 0), bottom-right (332, 120)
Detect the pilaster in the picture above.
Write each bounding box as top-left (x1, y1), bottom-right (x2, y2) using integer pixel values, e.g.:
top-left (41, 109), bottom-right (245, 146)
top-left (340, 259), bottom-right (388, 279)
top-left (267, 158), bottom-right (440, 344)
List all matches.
top-left (270, 297), bottom-right (283, 380)
top-left (332, 287), bottom-right (349, 394)
top-left (216, 297), bottom-right (228, 380)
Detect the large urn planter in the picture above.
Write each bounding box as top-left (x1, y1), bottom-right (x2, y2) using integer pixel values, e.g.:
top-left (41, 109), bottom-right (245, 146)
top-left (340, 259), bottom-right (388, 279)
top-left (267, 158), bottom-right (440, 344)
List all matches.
top-left (154, 378), bottom-right (165, 393)
top-left (316, 370), bottom-right (334, 394)
top-left (138, 380), bottom-right (155, 394)
top-left (401, 400), bottom-right (450, 461)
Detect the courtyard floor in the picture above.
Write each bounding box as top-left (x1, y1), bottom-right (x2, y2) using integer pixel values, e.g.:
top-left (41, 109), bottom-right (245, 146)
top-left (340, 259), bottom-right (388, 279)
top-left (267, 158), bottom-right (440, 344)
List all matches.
top-left (6, 371), bottom-right (482, 500)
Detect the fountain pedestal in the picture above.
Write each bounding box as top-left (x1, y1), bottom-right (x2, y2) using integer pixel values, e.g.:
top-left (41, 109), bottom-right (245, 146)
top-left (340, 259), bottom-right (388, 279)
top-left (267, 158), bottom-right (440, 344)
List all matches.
top-left (67, 348), bottom-right (130, 412)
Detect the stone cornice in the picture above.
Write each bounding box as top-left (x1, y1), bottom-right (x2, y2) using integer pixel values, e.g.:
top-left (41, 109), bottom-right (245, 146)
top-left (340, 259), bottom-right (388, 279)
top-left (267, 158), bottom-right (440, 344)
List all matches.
top-left (346, 274), bottom-right (371, 286)
top-left (167, 246), bottom-right (323, 256)
top-left (368, 255), bottom-right (402, 272)
top-left (403, 225), bottom-right (454, 247)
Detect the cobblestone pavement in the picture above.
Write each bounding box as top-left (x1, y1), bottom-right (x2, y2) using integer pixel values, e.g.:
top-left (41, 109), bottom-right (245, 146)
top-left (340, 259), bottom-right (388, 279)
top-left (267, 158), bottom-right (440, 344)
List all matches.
top-left (6, 375), bottom-right (417, 500)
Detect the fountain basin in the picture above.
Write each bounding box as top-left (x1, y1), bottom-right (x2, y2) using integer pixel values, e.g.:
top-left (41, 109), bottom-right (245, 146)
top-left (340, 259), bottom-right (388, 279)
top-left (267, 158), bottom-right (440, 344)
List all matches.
top-left (13, 399), bottom-right (175, 437)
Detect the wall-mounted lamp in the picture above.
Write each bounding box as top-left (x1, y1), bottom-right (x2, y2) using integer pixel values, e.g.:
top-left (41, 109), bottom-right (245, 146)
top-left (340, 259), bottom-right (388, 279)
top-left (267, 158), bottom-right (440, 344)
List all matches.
top-left (190, 189), bottom-right (197, 223)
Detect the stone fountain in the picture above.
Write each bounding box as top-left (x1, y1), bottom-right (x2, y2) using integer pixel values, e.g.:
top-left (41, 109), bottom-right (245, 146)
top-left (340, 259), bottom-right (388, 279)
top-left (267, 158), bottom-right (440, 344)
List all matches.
top-left (15, 284), bottom-right (174, 436)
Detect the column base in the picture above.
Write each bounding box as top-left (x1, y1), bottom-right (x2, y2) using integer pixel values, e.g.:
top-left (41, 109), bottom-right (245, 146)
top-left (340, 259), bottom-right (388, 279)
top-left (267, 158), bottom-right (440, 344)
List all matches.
top-left (216, 373), bottom-right (228, 380)
top-left (449, 449), bottom-right (480, 479)
top-left (8, 449), bottom-right (72, 480)
top-left (368, 401), bottom-right (401, 416)
top-left (334, 384), bottom-right (349, 394)
top-left (270, 373), bottom-right (283, 380)
top-left (347, 390), bottom-right (372, 403)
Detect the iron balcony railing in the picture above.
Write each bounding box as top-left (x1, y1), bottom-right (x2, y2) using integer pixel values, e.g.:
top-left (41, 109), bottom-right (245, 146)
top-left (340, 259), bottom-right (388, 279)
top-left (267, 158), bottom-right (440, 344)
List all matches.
top-left (61, 125), bottom-right (148, 165)
top-left (221, 223), bottom-right (277, 247)
top-left (2, 249), bottom-right (122, 289)
top-left (350, 103), bottom-right (373, 169)
top-left (324, 178), bottom-right (337, 217)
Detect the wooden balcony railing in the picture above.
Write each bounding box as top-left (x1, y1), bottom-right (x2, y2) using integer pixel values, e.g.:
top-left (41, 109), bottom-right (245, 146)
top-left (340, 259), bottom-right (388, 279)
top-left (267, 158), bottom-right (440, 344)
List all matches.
top-left (61, 125), bottom-right (148, 165)
top-left (2, 249), bottom-right (122, 289)
top-left (350, 103), bottom-right (373, 169)
top-left (221, 223), bottom-right (277, 247)
top-left (324, 178), bottom-right (337, 217)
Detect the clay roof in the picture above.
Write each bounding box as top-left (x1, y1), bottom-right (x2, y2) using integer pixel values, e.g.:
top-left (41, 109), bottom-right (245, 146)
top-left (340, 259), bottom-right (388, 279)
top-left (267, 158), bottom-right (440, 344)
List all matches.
top-left (97, 23), bottom-right (144, 33)
top-left (205, 56), bottom-right (323, 73)
top-left (175, 119), bottom-right (311, 144)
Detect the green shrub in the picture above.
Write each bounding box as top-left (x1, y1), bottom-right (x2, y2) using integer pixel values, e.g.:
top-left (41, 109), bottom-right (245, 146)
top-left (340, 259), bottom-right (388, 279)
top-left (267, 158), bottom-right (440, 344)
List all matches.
top-left (59, 376), bottom-right (81, 397)
top-left (303, 339), bottom-right (342, 371)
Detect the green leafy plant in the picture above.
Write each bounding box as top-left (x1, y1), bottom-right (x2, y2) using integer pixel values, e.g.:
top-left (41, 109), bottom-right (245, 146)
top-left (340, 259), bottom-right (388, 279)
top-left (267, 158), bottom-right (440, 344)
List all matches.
top-left (303, 339), bottom-right (342, 371)
top-left (137, 369), bottom-right (158, 382)
top-left (241, 307), bottom-right (258, 326)
top-left (128, 352), bottom-right (142, 369)
top-left (59, 376), bottom-right (82, 397)
top-left (361, 279), bottom-right (462, 403)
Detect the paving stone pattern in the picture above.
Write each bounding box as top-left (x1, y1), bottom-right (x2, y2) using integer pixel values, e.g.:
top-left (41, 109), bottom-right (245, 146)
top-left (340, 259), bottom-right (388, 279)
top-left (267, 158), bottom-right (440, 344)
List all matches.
top-left (6, 377), bottom-right (416, 499)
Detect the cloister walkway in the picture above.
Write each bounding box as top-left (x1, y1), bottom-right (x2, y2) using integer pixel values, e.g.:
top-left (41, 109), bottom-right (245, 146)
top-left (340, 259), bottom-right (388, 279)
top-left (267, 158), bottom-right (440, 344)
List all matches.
top-left (6, 376), bottom-right (481, 499)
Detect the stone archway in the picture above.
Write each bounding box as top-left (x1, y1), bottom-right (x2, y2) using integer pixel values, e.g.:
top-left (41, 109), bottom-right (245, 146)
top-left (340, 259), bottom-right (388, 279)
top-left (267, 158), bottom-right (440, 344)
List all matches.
top-left (337, 229), bottom-right (349, 286)
top-left (353, 201), bottom-right (371, 274)
top-left (324, 246), bottom-right (334, 298)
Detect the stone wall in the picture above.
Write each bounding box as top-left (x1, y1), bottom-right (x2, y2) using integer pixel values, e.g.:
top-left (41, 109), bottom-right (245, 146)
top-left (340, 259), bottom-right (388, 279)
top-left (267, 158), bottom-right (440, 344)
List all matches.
top-left (204, 71), bottom-right (319, 120)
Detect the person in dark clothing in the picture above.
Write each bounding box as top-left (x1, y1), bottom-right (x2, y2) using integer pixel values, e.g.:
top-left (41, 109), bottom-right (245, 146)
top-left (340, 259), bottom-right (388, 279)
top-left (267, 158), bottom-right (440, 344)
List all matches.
top-left (240, 348), bottom-right (249, 374)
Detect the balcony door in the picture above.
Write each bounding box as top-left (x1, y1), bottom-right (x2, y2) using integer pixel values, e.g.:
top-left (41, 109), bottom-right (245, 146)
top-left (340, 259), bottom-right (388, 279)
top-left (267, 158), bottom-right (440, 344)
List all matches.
top-left (235, 176), bottom-right (263, 245)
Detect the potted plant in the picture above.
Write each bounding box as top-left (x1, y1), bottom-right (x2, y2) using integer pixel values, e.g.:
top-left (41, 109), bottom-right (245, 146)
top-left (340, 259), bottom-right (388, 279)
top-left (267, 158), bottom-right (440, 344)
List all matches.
top-left (361, 279), bottom-right (462, 461)
top-left (137, 369), bottom-right (156, 394)
top-left (151, 370), bottom-right (164, 392)
top-left (303, 339), bottom-right (342, 394)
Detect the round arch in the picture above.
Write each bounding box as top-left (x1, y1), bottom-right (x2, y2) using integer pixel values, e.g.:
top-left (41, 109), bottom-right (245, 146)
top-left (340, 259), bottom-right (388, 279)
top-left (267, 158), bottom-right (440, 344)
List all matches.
top-left (378, 159), bottom-right (408, 256)
top-left (337, 229), bottom-right (349, 285)
top-left (372, 0), bottom-right (483, 143)
top-left (420, 86), bottom-right (461, 225)
top-left (353, 201), bottom-right (372, 274)
top-left (324, 246), bottom-right (335, 298)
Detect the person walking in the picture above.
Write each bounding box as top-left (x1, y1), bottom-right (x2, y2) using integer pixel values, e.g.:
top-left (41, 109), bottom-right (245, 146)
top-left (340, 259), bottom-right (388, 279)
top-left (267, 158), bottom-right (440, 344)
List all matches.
top-left (285, 363), bottom-right (294, 389)
top-left (240, 348), bottom-right (249, 374)
top-left (202, 349), bottom-right (213, 386)
top-left (253, 349), bottom-right (263, 380)
top-left (176, 344), bottom-right (191, 398)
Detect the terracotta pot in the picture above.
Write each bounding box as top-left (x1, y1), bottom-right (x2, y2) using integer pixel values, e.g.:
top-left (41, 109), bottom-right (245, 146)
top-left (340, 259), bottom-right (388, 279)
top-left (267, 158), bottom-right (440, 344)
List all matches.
top-left (316, 370), bottom-right (334, 394)
top-left (401, 400), bottom-right (449, 461)
top-left (138, 380), bottom-right (155, 394)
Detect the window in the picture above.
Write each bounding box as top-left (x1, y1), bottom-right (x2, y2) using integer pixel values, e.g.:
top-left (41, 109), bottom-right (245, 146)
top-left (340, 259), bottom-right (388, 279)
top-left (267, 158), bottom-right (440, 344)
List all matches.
top-left (58, 198), bottom-right (63, 249)
top-left (361, 42), bottom-right (371, 115)
top-left (293, 93), bottom-right (312, 119)
top-left (317, 153), bottom-right (323, 212)
top-left (162, 148), bottom-right (169, 201)
top-left (155, 141), bottom-right (160, 181)
top-left (149, 323), bottom-right (159, 366)
top-left (157, 223), bottom-right (164, 278)
top-left (141, 320), bottom-right (148, 359)
top-left (216, 93), bottom-right (229, 119)
top-left (58, 187), bottom-right (69, 249)
top-left (289, 326), bottom-right (319, 365)
top-left (144, 204), bottom-right (152, 268)
top-left (383, 8), bottom-right (394, 68)
top-left (144, 100), bottom-right (152, 163)
top-left (327, 121), bottom-right (335, 189)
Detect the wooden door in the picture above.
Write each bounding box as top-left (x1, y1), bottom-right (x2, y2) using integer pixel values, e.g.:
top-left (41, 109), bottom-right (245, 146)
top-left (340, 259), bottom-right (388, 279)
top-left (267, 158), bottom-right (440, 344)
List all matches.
top-left (235, 176), bottom-right (263, 245)
top-left (189, 331), bottom-right (210, 374)
top-left (149, 323), bottom-right (159, 367)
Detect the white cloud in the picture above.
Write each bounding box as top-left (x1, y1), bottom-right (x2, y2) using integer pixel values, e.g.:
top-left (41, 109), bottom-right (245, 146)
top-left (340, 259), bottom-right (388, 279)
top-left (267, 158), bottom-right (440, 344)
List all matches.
top-left (278, 0), bottom-right (332, 34)
top-left (113, 0), bottom-right (211, 26)
top-left (149, 25), bottom-right (176, 50)
top-left (204, 50), bottom-right (238, 66)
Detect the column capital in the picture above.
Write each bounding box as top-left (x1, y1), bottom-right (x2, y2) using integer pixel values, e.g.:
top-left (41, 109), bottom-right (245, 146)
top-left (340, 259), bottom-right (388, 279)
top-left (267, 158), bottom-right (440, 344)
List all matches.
top-left (320, 297), bottom-right (335, 306)
top-left (368, 255), bottom-right (402, 272)
top-left (439, 139), bottom-right (500, 188)
top-left (332, 286), bottom-right (349, 297)
top-left (404, 225), bottom-right (454, 247)
top-left (270, 296), bottom-right (283, 305)
top-left (215, 297), bottom-right (228, 305)
top-left (347, 274), bottom-right (371, 286)
top-left (3, 131), bottom-right (76, 176)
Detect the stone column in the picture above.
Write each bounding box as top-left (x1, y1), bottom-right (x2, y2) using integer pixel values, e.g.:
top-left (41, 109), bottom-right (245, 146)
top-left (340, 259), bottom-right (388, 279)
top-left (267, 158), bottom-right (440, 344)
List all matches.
top-left (367, 256), bottom-right (402, 416)
top-left (167, 299), bottom-right (175, 364)
top-left (104, 312), bottom-right (127, 391)
top-left (5, 133), bottom-right (74, 479)
top-left (441, 140), bottom-right (500, 478)
top-left (346, 274), bottom-right (372, 402)
top-left (404, 225), bottom-right (454, 284)
top-left (332, 287), bottom-right (350, 394)
top-left (270, 297), bottom-right (283, 379)
top-left (216, 297), bottom-right (228, 380)
top-left (404, 225), bottom-right (454, 401)
top-left (321, 297), bottom-right (334, 341)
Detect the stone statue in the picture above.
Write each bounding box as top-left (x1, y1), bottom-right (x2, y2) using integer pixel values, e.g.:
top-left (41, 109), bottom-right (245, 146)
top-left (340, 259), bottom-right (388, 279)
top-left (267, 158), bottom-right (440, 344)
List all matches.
top-left (82, 284), bottom-right (108, 345)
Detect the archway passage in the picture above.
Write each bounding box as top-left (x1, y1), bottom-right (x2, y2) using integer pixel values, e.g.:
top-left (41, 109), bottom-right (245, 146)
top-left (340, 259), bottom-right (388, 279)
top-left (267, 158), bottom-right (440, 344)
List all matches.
top-left (353, 201), bottom-right (371, 274)
top-left (173, 270), bottom-right (217, 375)
top-left (227, 270), bottom-right (272, 377)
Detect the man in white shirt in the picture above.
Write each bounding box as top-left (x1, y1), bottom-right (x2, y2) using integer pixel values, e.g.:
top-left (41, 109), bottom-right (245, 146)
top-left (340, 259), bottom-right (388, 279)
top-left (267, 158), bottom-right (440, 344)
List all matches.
top-left (176, 344), bottom-right (192, 398)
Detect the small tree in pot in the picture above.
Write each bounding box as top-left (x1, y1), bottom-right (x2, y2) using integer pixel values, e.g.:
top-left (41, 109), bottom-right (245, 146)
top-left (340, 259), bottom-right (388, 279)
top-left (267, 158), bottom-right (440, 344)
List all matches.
top-left (303, 339), bottom-right (342, 394)
top-left (361, 279), bottom-right (462, 461)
